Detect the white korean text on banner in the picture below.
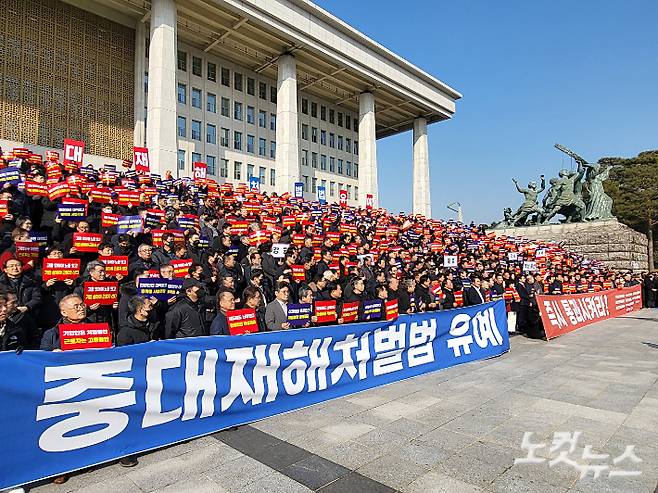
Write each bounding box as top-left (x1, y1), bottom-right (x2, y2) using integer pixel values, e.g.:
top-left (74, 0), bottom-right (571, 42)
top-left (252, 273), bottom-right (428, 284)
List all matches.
top-left (0, 302), bottom-right (509, 489)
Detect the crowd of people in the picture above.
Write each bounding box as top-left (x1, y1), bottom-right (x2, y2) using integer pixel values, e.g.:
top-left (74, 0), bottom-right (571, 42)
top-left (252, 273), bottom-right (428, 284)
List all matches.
top-left (0, 144), bottom-right (647, 356)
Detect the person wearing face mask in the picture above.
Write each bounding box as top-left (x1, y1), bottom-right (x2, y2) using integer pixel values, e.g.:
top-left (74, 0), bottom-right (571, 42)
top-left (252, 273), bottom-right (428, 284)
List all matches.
top-left (74, 261), bottom-right (119, 328)
top-left (117, 296), bottom-right (158, 345)
top-left (164, 278), bottom-right (208, 339)
top-left (186, 232), bottom-right (204, 265)
top-left (152, 233), bottom-right (178, 267)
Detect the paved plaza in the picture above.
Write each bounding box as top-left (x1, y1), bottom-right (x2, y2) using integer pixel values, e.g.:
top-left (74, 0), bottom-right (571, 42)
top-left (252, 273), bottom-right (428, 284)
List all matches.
top-left (31, 311), bottom-right (658, 493)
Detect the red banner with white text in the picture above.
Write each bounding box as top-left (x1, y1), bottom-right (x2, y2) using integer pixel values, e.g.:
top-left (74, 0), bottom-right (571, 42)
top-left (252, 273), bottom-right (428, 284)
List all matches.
top-left (537, 286), bottom-right (642, 340)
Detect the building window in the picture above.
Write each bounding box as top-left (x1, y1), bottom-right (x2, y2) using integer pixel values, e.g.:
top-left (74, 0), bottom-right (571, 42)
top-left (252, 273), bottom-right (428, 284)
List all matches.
top-left (320, 105), bottom-right (326, 121)
top-left (320, 154), bottom-right (327, 170)
top-left (353, 118), bottom-right (359, 132)
top-left (234, 161), bottom-right (242, 180)
top-left (270, 141), bottom-right (276, 159)
top-left (208, 62), bottom-right (216, 82)
top-left (177, 149), bottom-right (185, 170)
top-left (234, 72), bottom-right (243, 92)
top-left (192, 120), bottom-right (201, 141)
top-left (177, 50), bottom-right (187, 71)
top-left (234, 131), bottom-right (242, 150)
top-left (302, 175), bottom-right (308, 192)
top-left (192, 88), bottom-right (201, 108)
top-left (337, 135), bottom-right (343, 151)
top-left (346, 138), bottom-right (351, 153)
top-left (311, 127), bottom-right (318, 143)
top-left (345, 114), bottom-right (351, 130)
top-left (270, 113), bottom-right (276, 131)
top-left (329, 157), bottom-right (335, 173)
top-left (320, 130), bottom-right (326, 146)
top-left (337, 159), bottom-right (343, 174)
top-left (259, 166), bottom-right (266, 183)
top-left (192, 152), bottom-right (201, 164)
top-left (329, 109), bottom-right (335, 124)
top-left (330, 181), bottom-right (335, 197)
top-left (259, 138), bottom-right (266, 156)
top-left (354, 163), bottom-right (359, 178)
top-left (354, 142), bottom-right (359, 155)
top-left (312, 177), bottom-right (317, 193)
top-left (337, 112), bottom-right (343, 127)
top-left (220, 127), bottom-right (229, 147)
top-left (247, 134), bottom-right (255, 153)
top-left (247, 77), bottom-right (255, 96)
top-left (177, 116), bottom-right (186, 137)
top-left (270, 169), bottom-right (276, 186)
top-left (346, 184), bottom-right (352, 199)
top-left (207, 155), bottom-right (216, 175)
top-left (221, 67), bottom-right (230, 86)
top-left (247, 164), bottom-right (254, 179)
top-left (207, 93), bottom-right (216, 113)
top-left (259, 82), bottom-right (267, 100)
top-left (258, 110), bottom-right (266, 128)
top-left (329, 133), bottom-right (335, 148)
top-left (177, 83), bottom-right (186, 104)
top-left (192, 56), bottom-right (202, 77)
top-left (220, 158), bottom-right (229, 178)
top-left (301, 149), bottom-right (308, 166)
top-left (311, 101), bottom-right (317, 118)
top-left (346, 161), bottom-right (352, 176)
top-left (234, 101), bottom-right (243, 120)
top-left (221, 97), bottom-right (230, 117)
top-left (270, 86), bottom-right (277, 103)
top-left (207, 124), bottom-right (216, 144)
top-left (144, 72), bottom-right (148, 94)
top-left (247, 106), bottom-right (255, 124)
top-left (301, 124), bottom-right (308, 140)
top-left (301, 98), bottom-right (308, 114)
top-left (311, 152), bottom-right (318, 168)
top-left (354, 186), bottom-right (358, 200)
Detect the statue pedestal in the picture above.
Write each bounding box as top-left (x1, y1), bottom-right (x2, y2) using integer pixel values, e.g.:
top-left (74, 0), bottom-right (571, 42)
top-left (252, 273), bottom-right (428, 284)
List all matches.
top-left (489, 219), bottom-right (649, 271)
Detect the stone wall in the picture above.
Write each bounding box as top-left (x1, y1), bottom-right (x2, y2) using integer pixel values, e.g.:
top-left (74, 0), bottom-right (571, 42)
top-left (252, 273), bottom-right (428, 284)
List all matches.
top-left (490, 219), bottom-right (649, 271)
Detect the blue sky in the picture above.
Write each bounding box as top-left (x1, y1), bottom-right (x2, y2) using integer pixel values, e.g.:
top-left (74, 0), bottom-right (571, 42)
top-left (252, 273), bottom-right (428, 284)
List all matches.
top-left (316, 0), bottom-right (658, 223)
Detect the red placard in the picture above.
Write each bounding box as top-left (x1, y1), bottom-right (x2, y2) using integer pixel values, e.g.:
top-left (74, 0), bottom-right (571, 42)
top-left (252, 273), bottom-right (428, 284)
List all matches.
top-left (228, 220), bottom-right (249, 235)
top-left (101, 212), bottom-right (120, 228)
top-left (385, 299), bottom-right (399, 321)
top-left (339, 189), bottom-right (348, 207)
top-left (171, 259), bottom-right (193, 278)
top-left (63, 139), bottom-right (84, 167)
top-left (133, 146), bottom-right (150, 173)
top-left (48, 182), bottom-right (70, 201)
top-left (193, 161), bottom-right (207, 180)
top-left (14, 242), bottom-right (40, 262)
top-left (226, 308), bottom-right (259, 335)
top-left (152, 229), bottom-right (185, 247)
top-left (341, 301), bottom-right (360, 323)
top-left (291, 265), bottom-right (305, 282)
top-left (282, 216), bottom-right (296, 227)
top-left (0, 200), bottom-right (8, 217)
top-left (83, 282), bottom-right (119, 305)
top-left (118, 190), bottom-right (141, 206)
top-left (42, 258), bottom-right (80, 281)
top-left (100, 256), bottom-right (129, 276)
top-left (73, 233), bottom-right (103, 252)
top-left (25, 181), bottom-right (49, 197)
top-left (366, 194), bottom-right (374, 210)
top-left (538, 285), bottom-right (642, 340)
top-left (315, 300), bottom-right (337, 323)
top-left (59, 323), bottom-right (112, 350)
top-left (90, 187), bottom-right (112, 204)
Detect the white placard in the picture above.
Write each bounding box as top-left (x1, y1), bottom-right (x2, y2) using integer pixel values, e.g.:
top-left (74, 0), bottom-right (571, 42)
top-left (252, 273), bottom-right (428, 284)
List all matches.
top-left (523, 261), bottom-right (537, 272)
top-left (271, 243), bottom-right (290, 258)
top-left (443, 255), bottom-right (458, 267)
top-left (508, 252), bottom-right (518, 261)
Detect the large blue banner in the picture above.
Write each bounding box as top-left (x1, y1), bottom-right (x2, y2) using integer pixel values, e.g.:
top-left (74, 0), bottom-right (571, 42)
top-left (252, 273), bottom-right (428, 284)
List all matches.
top-left (0, 301), bottom-right (509, 489)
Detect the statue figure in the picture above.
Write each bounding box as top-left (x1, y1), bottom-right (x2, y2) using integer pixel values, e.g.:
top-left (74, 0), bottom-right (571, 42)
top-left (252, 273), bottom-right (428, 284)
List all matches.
top-left (510, 176), bottom-right (545, 226)
top-left (583, 162), bottom-right (615, 221)
top-left (541, 144), bottom-right (588, 223)
top-left (492, 207), bottom-right (514, 228)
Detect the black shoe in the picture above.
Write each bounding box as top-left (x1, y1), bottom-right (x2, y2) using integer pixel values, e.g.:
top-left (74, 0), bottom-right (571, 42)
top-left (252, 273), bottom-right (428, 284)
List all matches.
top-left (119, 456), bottom-right (138, 467)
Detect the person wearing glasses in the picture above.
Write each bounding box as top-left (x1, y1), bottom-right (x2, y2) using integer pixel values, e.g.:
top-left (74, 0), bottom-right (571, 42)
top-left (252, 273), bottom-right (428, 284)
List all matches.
top-left (40, 295), bottom-right (89, 351)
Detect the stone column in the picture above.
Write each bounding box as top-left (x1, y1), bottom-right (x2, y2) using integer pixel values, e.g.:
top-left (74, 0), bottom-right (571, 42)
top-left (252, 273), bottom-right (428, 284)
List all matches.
top-left (412, 117), bottom-right (431, 217)
top-left (133, 21), bottom-right (146, 147)
top-left (275, 53), bottom-right (299, 194)
top-left (358, 92), bottom-right (378, 208)
top-left (146, 0), bottom-right (178, 175)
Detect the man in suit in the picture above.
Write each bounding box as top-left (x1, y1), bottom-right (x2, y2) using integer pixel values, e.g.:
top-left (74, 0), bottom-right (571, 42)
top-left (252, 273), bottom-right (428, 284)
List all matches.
top-left (465, 276), bottom-right (485, 306)
top-left (264, 281), bottom-right (291, 331)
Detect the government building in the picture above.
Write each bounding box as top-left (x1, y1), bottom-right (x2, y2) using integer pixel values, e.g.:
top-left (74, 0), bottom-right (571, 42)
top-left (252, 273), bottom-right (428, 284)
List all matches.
top-left (0, 0), bottom-right (460, 213)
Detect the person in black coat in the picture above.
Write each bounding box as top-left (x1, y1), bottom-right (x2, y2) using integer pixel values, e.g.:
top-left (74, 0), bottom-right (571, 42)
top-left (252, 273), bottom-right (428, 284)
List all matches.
top-left (398, 279), bottom-right (417, 314)
top-left (442, 279), bottom-right (457, 309)
top-left (0, 258), bottom-right (42, 321)
top-left (0, 290), bottom-right (27, 352)
top-left (40, 294), bottom-right (89, 351)
top-left (415, 275), bottom-right (436, 312)
top-left (465, 277), bottom-right (485, 306)
top-left (165, 278), bottom-right (207, 339)
top-left (210, 290), bottom-right (235, 335)
top-left (117, 296), bottom-right (158, 346)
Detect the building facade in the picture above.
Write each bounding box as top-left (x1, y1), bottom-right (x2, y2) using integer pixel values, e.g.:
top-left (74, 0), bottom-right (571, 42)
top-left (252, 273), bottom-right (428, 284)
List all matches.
top-left (0, 0), bottom-right (461, 213)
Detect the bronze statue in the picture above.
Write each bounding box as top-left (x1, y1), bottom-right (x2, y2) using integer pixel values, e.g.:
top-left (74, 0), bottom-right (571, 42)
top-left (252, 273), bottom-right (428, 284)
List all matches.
top-left (510, 176), bottom-right (545, 226)
top-left (498, 143), bottom-right (616, 227)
